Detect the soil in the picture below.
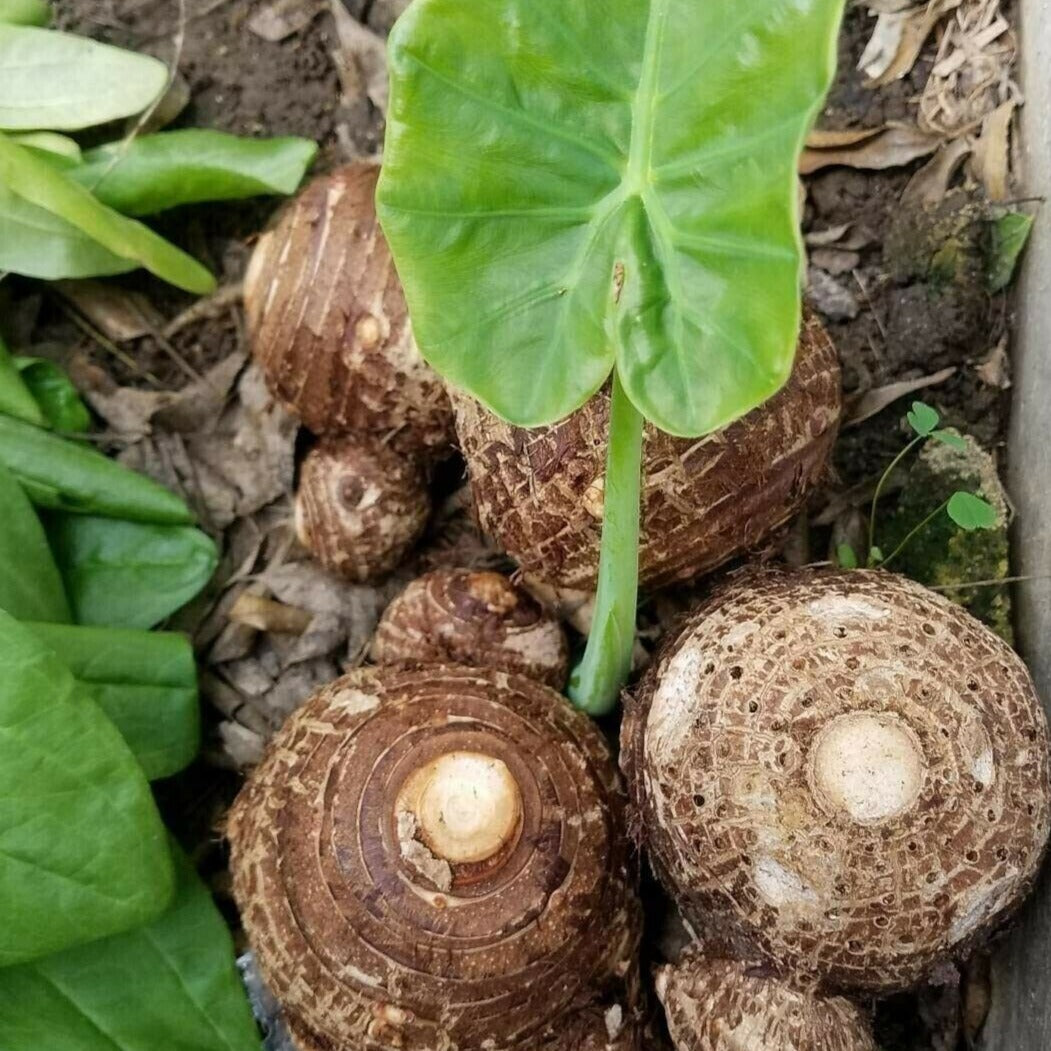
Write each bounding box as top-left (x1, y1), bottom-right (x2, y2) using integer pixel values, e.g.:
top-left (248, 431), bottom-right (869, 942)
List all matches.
top-left (34, 3), bottom-right (1023, 1050)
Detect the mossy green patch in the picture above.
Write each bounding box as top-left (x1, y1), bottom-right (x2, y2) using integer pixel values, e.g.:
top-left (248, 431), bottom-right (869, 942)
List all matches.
top-left (881, 431), bottom-right (1012, 642)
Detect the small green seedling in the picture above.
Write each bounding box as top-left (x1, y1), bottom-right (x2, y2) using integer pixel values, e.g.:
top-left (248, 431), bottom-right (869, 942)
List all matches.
top-left (378, 0), bottom-right (846, 714)
top-left (837, 400), bottom-right (997, 571)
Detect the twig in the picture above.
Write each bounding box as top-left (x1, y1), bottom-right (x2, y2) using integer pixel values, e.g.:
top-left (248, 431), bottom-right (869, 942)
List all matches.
top-left (163, 282), bottom-right (244, 339)
top-left (88, 0), bottom-right (188, 192)
top-left (853, 270), bottom-right (889, 349)
top-left (928, 574), bottom-right (1051, 592)
top-left (56, 300), bottom-right (161, 384)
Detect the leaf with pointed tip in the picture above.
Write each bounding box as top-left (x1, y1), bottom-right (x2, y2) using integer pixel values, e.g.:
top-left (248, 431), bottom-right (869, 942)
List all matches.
top-left (0, 24), bottom-right (166, 130)
top-left (0, 132), bottom-right (214, 293)
top-left (0, 461), bottom-right (69, 622)
top-left (378, 0), bottom-right (845, 436)
top-left (0, 846), bottom-right (260, 1051)
top-left (0, 0), bottom-right (49, 27)
top-left (0, 610), bottom-right (174, 966)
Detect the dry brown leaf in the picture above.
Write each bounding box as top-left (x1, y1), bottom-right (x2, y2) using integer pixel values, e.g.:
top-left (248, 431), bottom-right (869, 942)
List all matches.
top-left (805, 222), bottom-right (854, 246)
top-left (810, 247), bottom-right (861, 275)
top-left (865, 0), bottom-right (963, 87)
top-left (329, 0), bottom-right (388, 113)
top-left (247, 0), bottom-right (321, 41)
top-left (118, 361), bottom-right (297, 530)
top-left (806, 267), bottom-right (860, 320)
top-left (919, 0), bottom-right (1019, 137)
top-left (858, 10), bottom-right (912, 82)
top-left (975, 337), bottom-right (1010, 389)
top-left (844, 366), bottom-right (957, 426)
top-left (962, 956), bottom-right (992, 1047)
top-left (867, 0), bottom-right (921, 13)
top-left (56, 280), bottom-right (165, 342)
top-left (801, 123), bottom-right (943, 174)
top-left (901, 138), bottom-right (973, 206)
top-left (970, 98), bottom-right (1016, 200)
top-left (229, 593), bottom-right (313, 635)
top-left (69, 355), bottom-right (170, 438)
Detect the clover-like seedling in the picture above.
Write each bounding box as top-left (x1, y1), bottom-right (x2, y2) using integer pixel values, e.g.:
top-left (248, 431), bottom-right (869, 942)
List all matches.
top-left (838, 401), bottom-right (998, 572)
top-left (378, 0), bottom-right (846, 713)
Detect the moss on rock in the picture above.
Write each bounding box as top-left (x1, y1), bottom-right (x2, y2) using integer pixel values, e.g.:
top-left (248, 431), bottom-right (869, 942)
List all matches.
top-left (881, 431), bottom-right (1012, 642)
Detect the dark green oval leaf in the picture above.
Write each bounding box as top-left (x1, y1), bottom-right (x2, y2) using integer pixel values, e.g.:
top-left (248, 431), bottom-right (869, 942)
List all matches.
top-left (0, 24), bottom-right (166, 130)
top-left (0, 0), bottom-right (50, 27)
top-left (988, 210), bottom-right (1034, 293)
top-left (947, 490), bottom-right (998, 532)
top-left (378, 0), bottom-right (845, 435)
top-left (0, 846), bottom-right (261, 1051)
top-left (25, 623), bottom-right (200, 781)
top-left (0, 610), bottom-right (174, 966)
top-left (0, 133), bottom-right (215, 293)
top-left (13, 356), bottom-right (91, 432)
top-left (906, 400), bottom-right (939, 437)
top-left (0, 413), bottom-right (194, 524)
top-left (72, 129), bottom-right (318, 216)
top-left (47, 514), bottom-right (217, 629)
top-left (0, 461), bottom-right (69, 621)
top-left (0, 334), bottom-right (45, 425)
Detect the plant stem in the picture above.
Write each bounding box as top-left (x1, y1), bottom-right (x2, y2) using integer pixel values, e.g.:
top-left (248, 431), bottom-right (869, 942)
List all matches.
top-left (567, 371), bottom-right (644, 716)
top-left (867, 434), bottom-right (924, 562)
top-left (879, 498), bottom-right (950, 569)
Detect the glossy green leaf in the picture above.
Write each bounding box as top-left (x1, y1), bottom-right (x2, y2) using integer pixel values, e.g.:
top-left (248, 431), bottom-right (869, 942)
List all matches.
top-left (9, 130), bottom-right (80, 164)
top-left (13, 356), bottom-right (91, 432)
top-left (0, 132), bottom-right (215, 293)
top-left (72, 129), bottom-right (318, 216)
top-left (0, 461), bottom-right (69, 621)
top-left (25, 622), bottom-right (200, 780)
top-left (378, 0), bottom-right (845, 435)
top-left (988, 211), bottom-right (1034, 292)
top-left (0, 413), bottom-right (193, 524)
top-left (906, 400), bottom-right (939, 437)
top-left (0, 610), bottom-right (174, 966)
top-left (0, 846), bottom-right (262, 1051)
top-left (947, 491), bottom-right (998, 532)
top-left (836, 542), bottom-right (858, 570)
top-left (930, 427), bottom-right (967, 451)
top-left (0, 0), bottom-right (50, 26)
top-left (0, 24), bottom-right (166, 130)
top-left (47, 514), bottom-right (217, 629)
top-left (0, 333), bottom-right (44, 425)
top-left (0, 178), bottom-right (134, 279)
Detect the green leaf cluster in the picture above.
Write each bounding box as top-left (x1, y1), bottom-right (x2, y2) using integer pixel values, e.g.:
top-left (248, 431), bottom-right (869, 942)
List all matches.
top-left (0, 11), bottom-right (316, 290)
top-left (837, 401), bottom-right (999, 573)
top-left (0, 363), bottom-right (255, 1042)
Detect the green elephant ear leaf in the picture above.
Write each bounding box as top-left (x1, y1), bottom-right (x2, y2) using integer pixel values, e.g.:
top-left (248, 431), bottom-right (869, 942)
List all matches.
top-left (378, 0), bottom-right (845, 436)
top-left (0, 610), bottom-right (174, 966)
